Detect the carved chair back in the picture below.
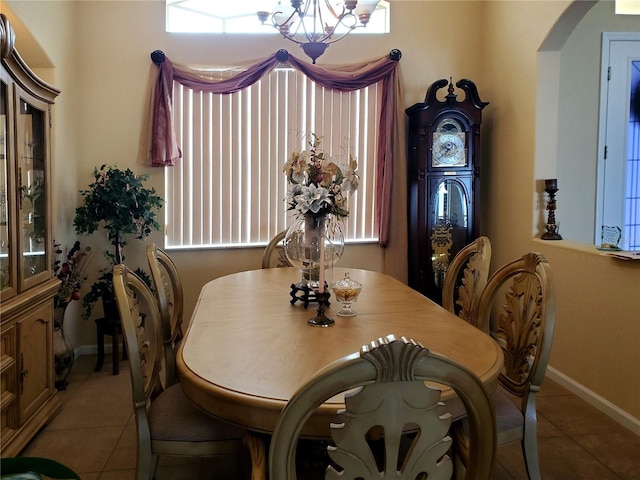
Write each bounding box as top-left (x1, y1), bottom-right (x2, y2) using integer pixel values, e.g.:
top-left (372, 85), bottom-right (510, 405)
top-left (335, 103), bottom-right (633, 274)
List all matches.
top-left (477, 252), bottom-right (555, 400)
top-left (146, 244), bottom-right (184, 387)
top-left (473, 252), bottom-right (555, 479)
top-left (261, 230), bottom-right (292, 268)
top-left (442, 236), bottom-right (492, 327)
top-left (269, 335), bottom-right (496, 479)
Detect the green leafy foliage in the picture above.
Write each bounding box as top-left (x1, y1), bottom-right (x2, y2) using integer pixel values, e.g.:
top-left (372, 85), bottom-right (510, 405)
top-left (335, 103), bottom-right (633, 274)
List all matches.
top-left (74, 165), bottom-right (163, 264)
top-left (74, 165), bottom-right (163, 318)
top-left (81, 267), bottom-right (153, 320)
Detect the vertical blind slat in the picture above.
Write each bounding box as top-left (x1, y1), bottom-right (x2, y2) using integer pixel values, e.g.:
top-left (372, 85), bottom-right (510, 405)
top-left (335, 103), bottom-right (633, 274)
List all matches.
top-left (166, 69), bottom-right (381, 249)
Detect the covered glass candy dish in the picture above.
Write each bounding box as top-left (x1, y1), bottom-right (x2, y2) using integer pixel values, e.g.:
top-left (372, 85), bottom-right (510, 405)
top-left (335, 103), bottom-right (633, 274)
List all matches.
top-left (331, 272), bottom-right (363, 316)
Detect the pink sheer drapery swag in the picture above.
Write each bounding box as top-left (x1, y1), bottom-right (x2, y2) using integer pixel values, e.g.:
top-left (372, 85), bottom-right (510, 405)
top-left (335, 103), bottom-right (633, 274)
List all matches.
top-left (147, 49), bottom-right (403, 246)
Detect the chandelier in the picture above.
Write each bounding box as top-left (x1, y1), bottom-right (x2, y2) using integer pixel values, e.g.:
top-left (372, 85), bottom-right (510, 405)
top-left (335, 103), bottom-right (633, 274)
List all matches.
top-left (257, 1), bottom-right (382, 64)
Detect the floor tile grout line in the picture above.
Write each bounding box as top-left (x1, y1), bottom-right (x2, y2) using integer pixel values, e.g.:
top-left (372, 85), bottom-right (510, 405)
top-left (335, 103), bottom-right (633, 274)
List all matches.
top-left (536, 396), bottom-right (629, 480)
top-left (566, 432), bottom-right (624, 480)
top-left (100, 421), bottom-right (132, 475)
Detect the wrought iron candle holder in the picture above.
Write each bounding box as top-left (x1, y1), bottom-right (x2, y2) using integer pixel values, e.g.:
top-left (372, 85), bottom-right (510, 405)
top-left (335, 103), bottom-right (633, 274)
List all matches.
top-left (542, 179), bottom-right (562, 240)
top-left (307, 290), bottom-right (335, 327)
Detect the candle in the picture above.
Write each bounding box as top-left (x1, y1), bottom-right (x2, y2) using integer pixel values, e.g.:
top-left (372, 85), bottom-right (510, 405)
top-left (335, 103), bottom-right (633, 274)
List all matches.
top-left (318, 240), bottom-right (325, 293)
top-left (545, 178), bottom-right (557, 190)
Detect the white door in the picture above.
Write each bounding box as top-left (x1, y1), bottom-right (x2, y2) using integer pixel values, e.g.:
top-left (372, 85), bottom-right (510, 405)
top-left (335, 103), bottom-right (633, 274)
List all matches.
top-left (596, 33), bottom-right (640, 250)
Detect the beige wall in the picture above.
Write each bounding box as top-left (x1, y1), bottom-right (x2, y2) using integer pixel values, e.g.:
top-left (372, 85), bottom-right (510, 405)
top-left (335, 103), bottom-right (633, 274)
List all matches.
top-left (3, 0), bottom-right (639, 429)
top-left (483, 0), bottom-right (640, 428)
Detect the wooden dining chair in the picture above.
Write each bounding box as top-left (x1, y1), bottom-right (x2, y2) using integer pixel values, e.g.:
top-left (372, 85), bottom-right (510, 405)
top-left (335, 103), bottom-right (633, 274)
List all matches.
top-left (112, 264), bottom-right (250, 480)
top-left (146, 243), bottom-right (184, 387)
top-left (261, 230), bottom-right (291, 268)
top-left (269, 334), bottom-right (496, 480)
top-left (442, 236), bottom-right (491, 327)
top-left (453, 252), bottom-right (555, 480)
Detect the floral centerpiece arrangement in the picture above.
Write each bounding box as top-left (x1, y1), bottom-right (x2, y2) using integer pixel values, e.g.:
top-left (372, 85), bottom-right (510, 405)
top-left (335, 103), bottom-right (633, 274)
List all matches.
top-left (282, 133), bottom-right (359, 295)
top-left (283, 133), bottom-right (359, 218)
top-left (52, 241), bottom-right (92, 310)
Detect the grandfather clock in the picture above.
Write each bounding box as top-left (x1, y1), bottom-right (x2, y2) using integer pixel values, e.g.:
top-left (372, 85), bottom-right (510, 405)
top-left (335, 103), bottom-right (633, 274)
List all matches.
top-left (406, 78), bottom-right (488, 303)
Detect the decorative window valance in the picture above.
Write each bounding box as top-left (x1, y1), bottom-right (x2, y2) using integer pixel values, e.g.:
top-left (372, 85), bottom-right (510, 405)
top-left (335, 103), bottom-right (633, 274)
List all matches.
top-left (147, 49), bottom-right (403, 246)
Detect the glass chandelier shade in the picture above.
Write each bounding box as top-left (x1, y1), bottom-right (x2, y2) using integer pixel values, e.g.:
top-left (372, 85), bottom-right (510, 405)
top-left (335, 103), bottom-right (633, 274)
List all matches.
top-left (257, 0), bottom-right (382, 63)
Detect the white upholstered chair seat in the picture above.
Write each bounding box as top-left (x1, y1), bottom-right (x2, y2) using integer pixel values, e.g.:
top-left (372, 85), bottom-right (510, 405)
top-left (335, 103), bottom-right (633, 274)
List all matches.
top-left (149, 384), bottom-right (244, 445)
top-left (492, 388), bottom-right (526, 443)
top-left (458, 387), bottom-right (525, 449)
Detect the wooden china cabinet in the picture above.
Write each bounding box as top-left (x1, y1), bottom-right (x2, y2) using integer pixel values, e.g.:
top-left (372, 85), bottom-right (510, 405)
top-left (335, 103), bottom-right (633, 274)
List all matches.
top-left (0, 14), bottom-right (61, 456)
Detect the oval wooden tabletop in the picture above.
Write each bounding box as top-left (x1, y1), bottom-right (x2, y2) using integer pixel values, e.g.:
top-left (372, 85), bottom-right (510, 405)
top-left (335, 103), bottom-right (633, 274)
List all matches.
top-left (177, 267), bottom-right (503, 437)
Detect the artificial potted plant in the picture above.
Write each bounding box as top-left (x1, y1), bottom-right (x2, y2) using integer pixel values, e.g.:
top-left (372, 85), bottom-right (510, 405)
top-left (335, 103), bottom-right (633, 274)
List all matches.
top-left (74, 165), bottom-right (163, 319)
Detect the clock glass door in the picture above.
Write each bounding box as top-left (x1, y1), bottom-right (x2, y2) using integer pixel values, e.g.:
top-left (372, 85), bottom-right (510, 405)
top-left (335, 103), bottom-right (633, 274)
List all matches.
top-left (431, 178), bottom-right (470, 288)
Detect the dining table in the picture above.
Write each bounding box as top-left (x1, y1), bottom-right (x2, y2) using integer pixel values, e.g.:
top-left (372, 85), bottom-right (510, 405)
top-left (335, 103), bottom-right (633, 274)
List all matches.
top-left (176, 267), bottom-right (503, 479)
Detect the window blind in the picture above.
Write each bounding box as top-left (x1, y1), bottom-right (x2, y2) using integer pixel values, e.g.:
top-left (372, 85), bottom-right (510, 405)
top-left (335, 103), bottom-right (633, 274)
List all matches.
top-left (165, 68), bottom-right (381, 249)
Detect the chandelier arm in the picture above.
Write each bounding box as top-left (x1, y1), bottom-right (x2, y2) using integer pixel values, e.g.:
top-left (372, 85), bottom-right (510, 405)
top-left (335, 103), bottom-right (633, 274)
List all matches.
top-left (310, 1), bottom-right (333, 43)
top-left (324, 0), bottom-right (340, 19)
top-left (303, 2), bottom-right (323, 42)
top-left (323, 1), bottom-right (359, 39)
top-left (315, 2), bottom-right (327, 41)
top-left (271, 5), bottom-right (298, 36)
top-left (315, 29), bottom-right (354, 45)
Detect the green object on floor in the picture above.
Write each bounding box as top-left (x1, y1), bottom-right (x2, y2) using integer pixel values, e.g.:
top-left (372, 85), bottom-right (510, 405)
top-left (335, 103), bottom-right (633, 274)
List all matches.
top-left (0, 457), bottom-right (80, 480)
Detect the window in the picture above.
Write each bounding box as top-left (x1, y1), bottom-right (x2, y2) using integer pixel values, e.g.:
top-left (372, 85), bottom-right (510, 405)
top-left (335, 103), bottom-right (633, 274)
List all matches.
top-left (165, 67), bottom-right (381, 249)
top-left (166, 1), bottom-right (390, 34)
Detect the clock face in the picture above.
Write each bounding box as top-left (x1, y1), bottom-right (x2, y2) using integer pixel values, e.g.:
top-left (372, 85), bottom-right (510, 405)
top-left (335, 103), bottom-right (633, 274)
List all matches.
top-left (432, 132), bottom-right (466, 167)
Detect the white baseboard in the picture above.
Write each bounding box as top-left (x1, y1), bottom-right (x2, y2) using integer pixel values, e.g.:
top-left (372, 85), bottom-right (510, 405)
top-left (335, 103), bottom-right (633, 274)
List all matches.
top-left (546, 366), bottom-right (640, 435)
top-left (75, 345), bottom-right (100, 356)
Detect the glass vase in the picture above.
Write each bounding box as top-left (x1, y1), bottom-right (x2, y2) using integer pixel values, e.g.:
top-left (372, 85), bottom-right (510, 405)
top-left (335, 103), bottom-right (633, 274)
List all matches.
top-left (284, 213), bottom-right (344, 290)
top-left (53, 304), bottom-right (75, 390)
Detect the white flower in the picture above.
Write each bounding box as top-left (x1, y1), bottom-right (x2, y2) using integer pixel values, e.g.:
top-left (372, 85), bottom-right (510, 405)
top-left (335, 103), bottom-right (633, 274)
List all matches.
top-left (283, 133), bottom-right (359, 218)
top-left (294, 184), bottom-right (332, 214)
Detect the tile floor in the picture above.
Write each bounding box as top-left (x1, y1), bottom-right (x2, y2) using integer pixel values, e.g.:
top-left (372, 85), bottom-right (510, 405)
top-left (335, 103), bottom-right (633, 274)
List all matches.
top-left (18, 354), bottom-right (640, 479)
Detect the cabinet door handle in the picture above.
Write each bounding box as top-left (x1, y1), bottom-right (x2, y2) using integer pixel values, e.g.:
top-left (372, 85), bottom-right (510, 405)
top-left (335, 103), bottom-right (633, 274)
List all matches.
top-left (18, 167), bottom-right (23, 210)
top-left (20, 353), bottom-right (29, 394)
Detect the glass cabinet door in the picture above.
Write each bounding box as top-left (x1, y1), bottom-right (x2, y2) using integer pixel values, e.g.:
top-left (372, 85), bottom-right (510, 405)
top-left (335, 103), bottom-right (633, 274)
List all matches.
top-left (17, 94), bottom-right (48, 288)
top-left (0, 77), bottom-right (11, 296)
